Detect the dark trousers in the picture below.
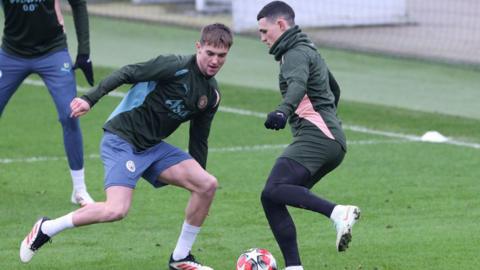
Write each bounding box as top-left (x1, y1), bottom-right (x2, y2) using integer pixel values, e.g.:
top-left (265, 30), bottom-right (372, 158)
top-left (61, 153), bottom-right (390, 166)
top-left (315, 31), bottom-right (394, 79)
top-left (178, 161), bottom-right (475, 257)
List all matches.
top-left (261, 142), bottom-right (345, 266)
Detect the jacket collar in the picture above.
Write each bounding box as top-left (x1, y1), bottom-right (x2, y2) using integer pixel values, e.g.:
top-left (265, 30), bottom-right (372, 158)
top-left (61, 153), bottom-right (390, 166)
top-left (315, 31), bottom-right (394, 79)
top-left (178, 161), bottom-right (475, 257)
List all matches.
top-left (269, 25), bottom-right (316, 61)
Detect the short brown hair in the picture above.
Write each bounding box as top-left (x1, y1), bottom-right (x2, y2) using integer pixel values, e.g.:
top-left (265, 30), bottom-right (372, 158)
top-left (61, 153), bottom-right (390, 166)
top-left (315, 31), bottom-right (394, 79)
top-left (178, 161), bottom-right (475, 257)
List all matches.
top-left (200, 23), bottom-right (233, 49)
top-left (257, 1), bottom-right (295, 26)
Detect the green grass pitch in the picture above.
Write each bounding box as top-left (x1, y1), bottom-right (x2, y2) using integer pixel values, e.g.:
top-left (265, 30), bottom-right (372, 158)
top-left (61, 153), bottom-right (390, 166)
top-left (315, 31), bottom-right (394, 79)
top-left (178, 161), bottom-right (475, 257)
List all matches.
top-left (0, 71), bottom-right (479, 269)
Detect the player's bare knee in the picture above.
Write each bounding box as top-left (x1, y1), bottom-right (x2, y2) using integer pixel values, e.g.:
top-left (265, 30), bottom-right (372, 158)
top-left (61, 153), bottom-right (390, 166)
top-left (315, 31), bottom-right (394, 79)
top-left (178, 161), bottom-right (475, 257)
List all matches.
top-left (198, 174), bottom-right (218, 196)
top-left (103, 205), bottom-right (129, 221)
top-left (204, 174), bottom-right (218, 194)
top-left (106, 209), bottom-right (128, 221)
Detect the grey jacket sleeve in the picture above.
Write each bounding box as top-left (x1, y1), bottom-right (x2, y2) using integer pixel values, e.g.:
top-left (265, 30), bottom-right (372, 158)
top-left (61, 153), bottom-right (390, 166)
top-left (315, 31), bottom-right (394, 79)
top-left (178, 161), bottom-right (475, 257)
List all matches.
top-left (276, 49), bottom-right (309, 117)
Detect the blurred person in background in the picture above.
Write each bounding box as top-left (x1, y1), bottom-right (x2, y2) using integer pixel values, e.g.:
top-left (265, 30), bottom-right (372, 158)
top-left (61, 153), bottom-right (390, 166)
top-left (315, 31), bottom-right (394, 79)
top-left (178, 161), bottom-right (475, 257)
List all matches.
top-left (0, 0), bottom-right (95, 205)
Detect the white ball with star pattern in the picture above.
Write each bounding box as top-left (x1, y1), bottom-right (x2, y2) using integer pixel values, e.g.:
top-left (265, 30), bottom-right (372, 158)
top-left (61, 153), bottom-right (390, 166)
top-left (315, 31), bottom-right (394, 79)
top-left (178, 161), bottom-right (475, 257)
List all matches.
top-left (236, 248), bottom-right (277, 270)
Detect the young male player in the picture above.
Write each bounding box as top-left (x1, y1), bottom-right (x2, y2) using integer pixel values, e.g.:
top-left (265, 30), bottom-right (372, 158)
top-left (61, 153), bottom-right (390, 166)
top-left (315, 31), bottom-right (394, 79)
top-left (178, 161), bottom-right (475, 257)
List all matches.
top-left (19, 23), bottom-right (233, 270)
top-left (0, 0), bottom-right (95, 205)
top-left (257, 2), bottom-right (361, 269)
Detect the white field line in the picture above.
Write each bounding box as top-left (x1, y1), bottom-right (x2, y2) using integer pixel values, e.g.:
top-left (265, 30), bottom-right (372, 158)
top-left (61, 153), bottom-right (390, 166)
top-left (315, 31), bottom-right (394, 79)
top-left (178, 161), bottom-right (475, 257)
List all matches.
top-left (24, 79), bottom-right (480, 150)
top-left (0, 154), bottom-right (100, 164)
top-left (218, 106), bottom-right (480, 149)
top-left (0, 139), bottom-right (407, 164)
top-left (210, 139), bottom-right (408, 152)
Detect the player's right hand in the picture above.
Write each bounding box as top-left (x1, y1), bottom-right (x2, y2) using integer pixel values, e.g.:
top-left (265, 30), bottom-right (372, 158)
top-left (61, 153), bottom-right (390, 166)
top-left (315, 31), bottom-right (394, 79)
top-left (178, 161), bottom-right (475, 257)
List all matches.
top-left (70, 97), bottom-right (91, 118)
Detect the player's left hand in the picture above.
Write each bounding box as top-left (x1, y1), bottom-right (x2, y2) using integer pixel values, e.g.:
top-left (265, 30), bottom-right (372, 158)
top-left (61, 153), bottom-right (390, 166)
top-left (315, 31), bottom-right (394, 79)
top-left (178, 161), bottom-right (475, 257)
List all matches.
top-left (264, 111), bottom-right (287, 130)
top-left (73, 54), bottom-right (94, 86)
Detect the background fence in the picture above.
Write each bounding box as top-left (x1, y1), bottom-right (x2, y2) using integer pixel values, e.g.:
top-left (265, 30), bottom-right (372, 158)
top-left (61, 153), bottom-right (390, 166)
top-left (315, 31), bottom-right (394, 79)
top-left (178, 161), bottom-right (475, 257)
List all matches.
top-left (81, 0), bottom-right (480, 67)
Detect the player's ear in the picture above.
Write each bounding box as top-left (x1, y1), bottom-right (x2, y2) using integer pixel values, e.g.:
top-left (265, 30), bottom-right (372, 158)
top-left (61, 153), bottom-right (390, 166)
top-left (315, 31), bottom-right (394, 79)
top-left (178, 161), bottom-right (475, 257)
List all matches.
top-left (195, 41), bottom-right (202, 52)
top-left (278, 18), bottom-right (288, 31)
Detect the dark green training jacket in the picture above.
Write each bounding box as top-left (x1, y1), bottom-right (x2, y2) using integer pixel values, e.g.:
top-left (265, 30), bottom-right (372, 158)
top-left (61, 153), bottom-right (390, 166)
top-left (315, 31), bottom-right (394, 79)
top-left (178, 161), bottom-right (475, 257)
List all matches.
top-left (270, 25), bottom-right (346, 153)
top-left (1, 0), bottom-right (89, 57)
top-left (82, 54), bottom-right (220, 169)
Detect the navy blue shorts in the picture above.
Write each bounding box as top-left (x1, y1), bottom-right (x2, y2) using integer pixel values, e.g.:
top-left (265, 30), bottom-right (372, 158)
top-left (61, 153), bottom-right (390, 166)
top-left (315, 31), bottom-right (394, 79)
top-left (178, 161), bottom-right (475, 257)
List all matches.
top-left (100, 131), bottom-right (192, 189)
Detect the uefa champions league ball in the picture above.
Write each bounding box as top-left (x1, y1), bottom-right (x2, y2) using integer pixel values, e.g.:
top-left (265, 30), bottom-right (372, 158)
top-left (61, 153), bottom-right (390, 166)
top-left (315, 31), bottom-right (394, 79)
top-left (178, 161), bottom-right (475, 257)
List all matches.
top-left (236, 248), bottom-right (277, 270)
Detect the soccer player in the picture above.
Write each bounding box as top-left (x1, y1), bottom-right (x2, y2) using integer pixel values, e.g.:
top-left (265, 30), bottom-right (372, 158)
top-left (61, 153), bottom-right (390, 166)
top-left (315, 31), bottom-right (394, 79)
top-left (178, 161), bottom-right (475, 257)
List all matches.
top-left (19, 23), bottom-right (233, 270)
top-left (256, 2), bottom-right (360, 269)
top-left (0, 0), bottom-right (95, 205)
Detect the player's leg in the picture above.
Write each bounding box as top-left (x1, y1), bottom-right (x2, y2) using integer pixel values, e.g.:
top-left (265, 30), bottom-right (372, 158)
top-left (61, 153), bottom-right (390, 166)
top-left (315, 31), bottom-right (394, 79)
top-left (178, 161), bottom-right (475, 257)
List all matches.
top-left (260, 141), bottom-right (345, 267)
top-left (262, 157), bottom-right (337, 216)
top-left (19, 131), bottom-right (149, 263)
top-left (19, 186), bottom-right (133, 263)
top-left (307, 144), bottom-right (361, 252)
top-left (158, 159), bottom-right (217, 226)
top-left (261, 189), bottom-right (301, 268)
top-left (260, 157), bottom-right (314, 268)
top-left (0, 49), bottom-right (30, 116)
top-left (71, 186), bottom-right (134, 225)
top-left (162, 160), bottom-right (217, 270)
top-left (143, 147), bottom-right (216, 270)
top-left (262, 156), bottom-right (343, 267)
top-left (35, 49), bottom-right (93, 205)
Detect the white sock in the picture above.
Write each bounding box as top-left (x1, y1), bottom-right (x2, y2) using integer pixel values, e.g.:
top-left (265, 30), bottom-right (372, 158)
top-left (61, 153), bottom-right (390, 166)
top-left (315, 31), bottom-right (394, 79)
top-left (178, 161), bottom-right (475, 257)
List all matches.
top-left (285, 266), bottom-right (304, 270)
top-left (70, 168), bottom-right (86, 192)
top-left (329, 204), bottom-right (345, 221)
top-left (41, 213), bottom-right (75, 237)
top-left (172, 221), bottom-right (200, 260)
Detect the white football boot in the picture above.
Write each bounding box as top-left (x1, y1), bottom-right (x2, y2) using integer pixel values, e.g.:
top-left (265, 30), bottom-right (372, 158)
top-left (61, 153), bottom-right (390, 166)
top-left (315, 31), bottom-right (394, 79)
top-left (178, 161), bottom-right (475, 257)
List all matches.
top-left (330, 205), bottom-right (361, 252)
top-left (71, 189), bottom-right (94, 206)
top-left (20, 217), bottom-right (51, 263)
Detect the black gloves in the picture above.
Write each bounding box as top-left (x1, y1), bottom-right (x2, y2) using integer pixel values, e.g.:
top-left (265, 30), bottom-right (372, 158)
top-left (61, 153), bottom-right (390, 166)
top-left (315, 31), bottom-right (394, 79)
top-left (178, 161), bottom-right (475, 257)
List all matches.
top-left (264, 111), bottom-right (287, 130)
top-left (73, 54), bottom-right (94, 86)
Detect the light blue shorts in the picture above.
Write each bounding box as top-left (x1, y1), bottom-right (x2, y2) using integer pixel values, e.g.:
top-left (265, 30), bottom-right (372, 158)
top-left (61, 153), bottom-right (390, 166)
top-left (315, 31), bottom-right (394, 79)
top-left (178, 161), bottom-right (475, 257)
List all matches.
top-left (100, 131), bottom-right (192, 189)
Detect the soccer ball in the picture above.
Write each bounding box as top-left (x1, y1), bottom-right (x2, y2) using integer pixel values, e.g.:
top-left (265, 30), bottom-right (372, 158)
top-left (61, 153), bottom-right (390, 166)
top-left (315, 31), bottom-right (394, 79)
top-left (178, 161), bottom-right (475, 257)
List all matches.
top-left (236, 248), bottom-right (277, 270)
